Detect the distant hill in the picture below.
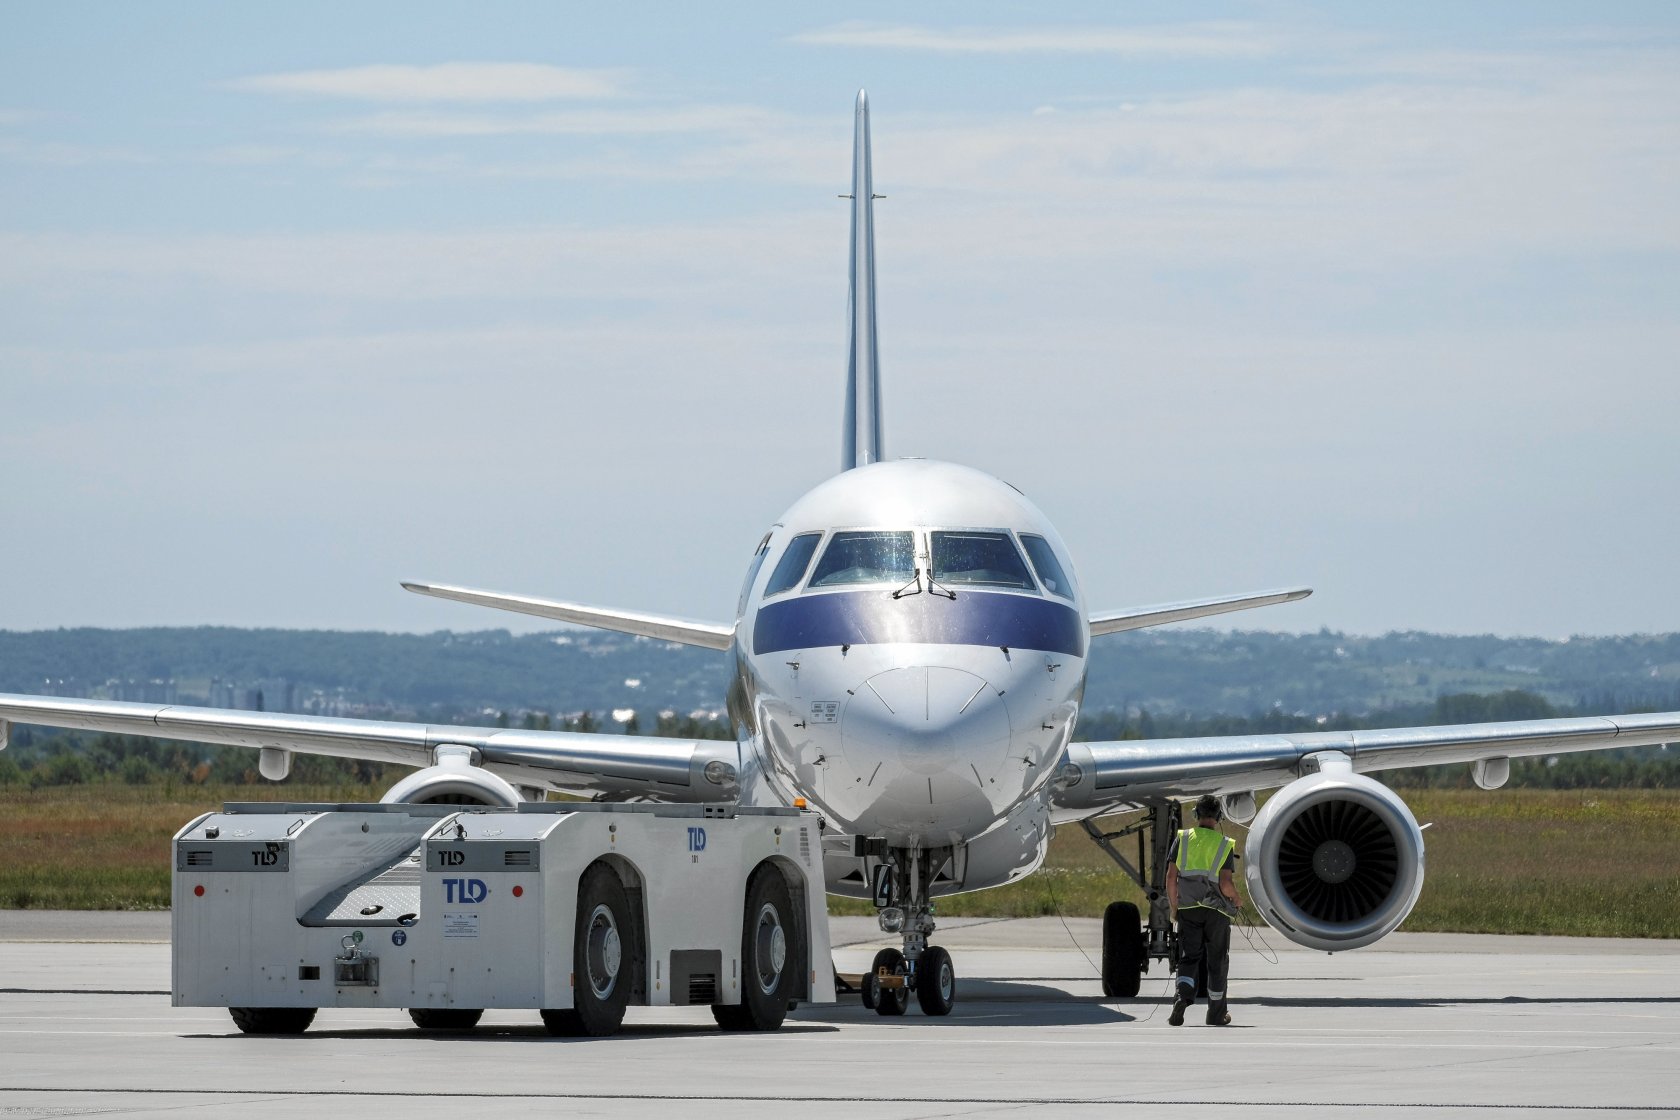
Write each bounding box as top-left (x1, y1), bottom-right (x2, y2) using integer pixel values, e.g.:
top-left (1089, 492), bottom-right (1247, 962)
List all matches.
top-left (0, 628), bottom-right (728, 721)
top-left (4, 626), bottom-right (1680, 723)
top-left (1084, 629), bottom-right (1680, 717)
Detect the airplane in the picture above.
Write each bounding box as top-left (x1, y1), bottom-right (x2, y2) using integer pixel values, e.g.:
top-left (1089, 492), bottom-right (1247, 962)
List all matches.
top-left (4, 90), bottom-right (1679, 1020)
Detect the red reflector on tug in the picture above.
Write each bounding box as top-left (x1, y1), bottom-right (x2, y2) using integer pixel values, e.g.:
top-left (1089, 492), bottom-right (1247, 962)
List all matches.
top-left (512, 885), bottom-right (524, 897)
top-left (193, 885), bottom-right (204, 897)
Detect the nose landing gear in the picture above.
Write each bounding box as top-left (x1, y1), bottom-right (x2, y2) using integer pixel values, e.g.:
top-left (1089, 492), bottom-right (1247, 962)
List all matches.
top-left (861, 844), bottom-right (957, 1017)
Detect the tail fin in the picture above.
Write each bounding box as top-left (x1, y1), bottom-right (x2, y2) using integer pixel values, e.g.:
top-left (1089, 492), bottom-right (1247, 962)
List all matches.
top-left (842, 89), bottom-right (883, 471)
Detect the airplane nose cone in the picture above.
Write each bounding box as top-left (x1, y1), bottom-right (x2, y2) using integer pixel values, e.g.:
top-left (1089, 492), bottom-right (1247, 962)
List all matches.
top-left (841, 665), bottom-right (1012, 782)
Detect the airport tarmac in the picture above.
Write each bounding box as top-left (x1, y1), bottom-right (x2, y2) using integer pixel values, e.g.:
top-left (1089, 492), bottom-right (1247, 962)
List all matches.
top-left (3, 911), bottom-right (1677, 1118)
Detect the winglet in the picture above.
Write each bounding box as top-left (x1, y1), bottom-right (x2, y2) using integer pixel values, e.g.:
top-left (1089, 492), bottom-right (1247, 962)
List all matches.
top-left (842, 89), bottom-right (883, 471)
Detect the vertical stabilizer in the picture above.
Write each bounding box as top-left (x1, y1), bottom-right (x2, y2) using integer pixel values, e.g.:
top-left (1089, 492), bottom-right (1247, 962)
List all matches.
top-left (842, 90), bottom-right (883, 471)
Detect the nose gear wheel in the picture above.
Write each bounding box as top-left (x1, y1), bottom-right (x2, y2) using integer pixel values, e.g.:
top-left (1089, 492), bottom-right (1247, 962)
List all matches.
top-left (915, 945), bottom-right (956, 1016)
top-left (866, 947), bottom-right (908, 1016)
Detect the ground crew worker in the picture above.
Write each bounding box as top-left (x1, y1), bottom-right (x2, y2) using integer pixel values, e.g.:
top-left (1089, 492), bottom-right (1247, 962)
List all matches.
top-left (1164, 794), bottom-right (1242, 1026)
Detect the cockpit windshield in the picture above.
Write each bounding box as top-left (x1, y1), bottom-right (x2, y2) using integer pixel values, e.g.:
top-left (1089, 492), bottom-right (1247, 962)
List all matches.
top-left (807, 530), bottom-right (915, 588)
top-left (930, 531), bottom-right (1036, 590)
top-left (1018, 533), bottom-right (1075, 600)
top-left (763, 532), bottom-right (822, 597)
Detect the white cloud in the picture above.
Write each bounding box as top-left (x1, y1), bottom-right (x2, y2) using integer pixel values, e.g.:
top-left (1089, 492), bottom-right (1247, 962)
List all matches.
top-left (231, 62), bottom-right (627, 103)
top-left (326, 103), bottom-right (789, 138)
top-left (195, 42), bottom-right (1678, 266)
top-left (0, 217), bottom-right (838, 311)
top-left (790, 20), bottom-right (1283, 57)
top-left (0, 137), bottom-right (155, 167)
top-left (853, 54), bottom-right (1680, 262)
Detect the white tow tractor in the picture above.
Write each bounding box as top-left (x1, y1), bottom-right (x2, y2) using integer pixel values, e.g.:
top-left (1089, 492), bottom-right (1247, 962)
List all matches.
top-left (172, 801), bottom-right (834, 1036)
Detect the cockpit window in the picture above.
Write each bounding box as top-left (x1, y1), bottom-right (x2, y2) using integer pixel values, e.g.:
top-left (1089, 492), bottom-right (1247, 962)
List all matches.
top-left (930, 531), bottom-right (1036, 590)
top-left (807, 530), bottom-right (915, 588)
top-left (1019, 534), bottom-right (1075, 600)
top-left (736, 531), bottom-right (773, 614)
top-left (763, 532), bottom-right (822, 597)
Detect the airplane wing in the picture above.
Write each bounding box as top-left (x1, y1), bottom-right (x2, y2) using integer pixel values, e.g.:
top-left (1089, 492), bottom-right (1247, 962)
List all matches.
top-left (0, 694), bottom-right (738, 803)
top-left (1052, 709), bottom-right (1680, 818)
top-left (1088, 587), bottom-right (1312, 636)
top-left (402, 581), bottom-right (735, 650)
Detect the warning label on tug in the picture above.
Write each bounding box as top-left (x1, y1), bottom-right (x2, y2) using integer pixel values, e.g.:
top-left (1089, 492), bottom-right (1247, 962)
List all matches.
top-left (442, 913), bottom-right (480, 939)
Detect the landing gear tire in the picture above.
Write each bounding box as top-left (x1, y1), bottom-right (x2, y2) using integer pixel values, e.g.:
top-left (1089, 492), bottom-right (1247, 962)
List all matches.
top-left (228, 1007), bottom-right (316, 1035)
top-left (870, 947), bottom-right (908, 1017)
top-left (715, 867), bottom-right (801, 1032)
top-left (546, 863), bottom-right (637, 1037)
top-left (915, 945), bottom-right (955, 1017)
top-left (1101, 901), bottom-right (1145, 998)
top-left (407, 1008), bottom-right (483, 1031)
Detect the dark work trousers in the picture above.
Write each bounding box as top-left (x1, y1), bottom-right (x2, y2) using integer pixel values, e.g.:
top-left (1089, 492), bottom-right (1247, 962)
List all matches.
top-left (1175, 908), bottom-right (1232, 1001)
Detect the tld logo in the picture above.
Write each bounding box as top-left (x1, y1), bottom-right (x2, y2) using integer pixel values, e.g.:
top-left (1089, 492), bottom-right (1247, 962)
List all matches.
top-left (687, 827), bottom-right (706, 852)
top-left (435, 849), bottom-right (465, 867)
top-left (443, 877), bottom-right (488, 904)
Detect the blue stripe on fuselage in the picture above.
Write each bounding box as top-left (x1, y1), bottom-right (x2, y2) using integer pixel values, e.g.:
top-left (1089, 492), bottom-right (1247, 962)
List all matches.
top-left (752, 590), bottom-right (1084, 657)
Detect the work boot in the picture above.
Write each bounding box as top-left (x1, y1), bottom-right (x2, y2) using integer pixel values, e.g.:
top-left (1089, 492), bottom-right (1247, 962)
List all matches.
top-left (1205, 999), bottom-right (1231, 1026)
top-left (1168, 988), bottom-right (1193, 1026)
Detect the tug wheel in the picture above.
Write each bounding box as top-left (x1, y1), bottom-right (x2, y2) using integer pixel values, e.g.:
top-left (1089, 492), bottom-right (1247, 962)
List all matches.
top-left (407, 1008), bottom-right (483, 1031)
top-left (228, 1007), bottom-right (316, 1035)
top-left (717, 866), bottom-right (802, 1031)
top-left (546, 863), bottom-right (639, 1037)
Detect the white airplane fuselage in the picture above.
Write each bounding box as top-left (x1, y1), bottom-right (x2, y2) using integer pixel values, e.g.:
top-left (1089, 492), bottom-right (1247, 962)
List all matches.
top-left (729, 459), bottom-right (1087, 896)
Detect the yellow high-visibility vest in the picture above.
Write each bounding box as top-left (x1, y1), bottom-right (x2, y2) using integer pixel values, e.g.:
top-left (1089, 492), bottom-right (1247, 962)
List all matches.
top-left (1175, 826), bottom-right (1234, 912)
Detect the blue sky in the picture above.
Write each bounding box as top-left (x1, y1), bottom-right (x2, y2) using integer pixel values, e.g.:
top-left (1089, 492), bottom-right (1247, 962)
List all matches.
top-left (3, 3), bottom-right (1678, 638)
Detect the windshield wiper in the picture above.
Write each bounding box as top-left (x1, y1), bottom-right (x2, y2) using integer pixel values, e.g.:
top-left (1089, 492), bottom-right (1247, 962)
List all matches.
top-left (891, 569), bottom-right (923, 599)
top-left (926, 573), bottom-right (958, 600)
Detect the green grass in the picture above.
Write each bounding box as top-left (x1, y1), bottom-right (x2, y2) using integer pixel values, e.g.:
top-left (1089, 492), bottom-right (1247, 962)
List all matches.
top-left (0, 783), bottom-right (379, 910)
top-left (838, 789), bottom-right (1680, 938)
top-left (3, 785), bottom-right (1676, 937)
top-left (1396, 788), bottom-right (1680, 937)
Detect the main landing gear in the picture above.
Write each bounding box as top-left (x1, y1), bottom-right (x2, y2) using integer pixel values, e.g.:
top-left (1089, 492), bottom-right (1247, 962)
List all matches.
top-left (1081, 798), bottom-right (1185, 998)
top-left (860, 844), bottom-right (957, 1017)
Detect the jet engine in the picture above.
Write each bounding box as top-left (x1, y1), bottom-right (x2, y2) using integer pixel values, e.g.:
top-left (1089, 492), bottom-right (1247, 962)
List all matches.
top-left (1244, 755), bottom-right (1424, 951)
top-left (379, 744), bottom-right (524, 808)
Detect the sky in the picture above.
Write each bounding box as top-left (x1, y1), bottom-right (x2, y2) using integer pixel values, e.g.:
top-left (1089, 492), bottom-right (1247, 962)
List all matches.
top-left (2, 2), bottom-right (1677, 640)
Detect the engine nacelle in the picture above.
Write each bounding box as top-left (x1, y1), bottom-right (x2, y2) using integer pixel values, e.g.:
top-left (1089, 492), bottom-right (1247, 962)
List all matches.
top-left (1245, 756), bottom-right (1425, 952)
top-left (380, 744), bottom-right (524, 808)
